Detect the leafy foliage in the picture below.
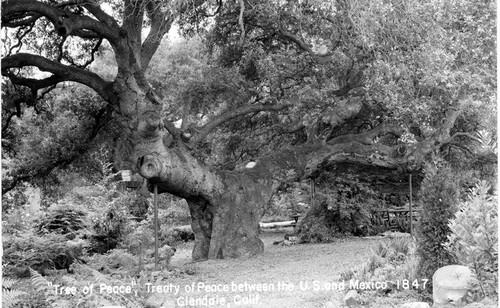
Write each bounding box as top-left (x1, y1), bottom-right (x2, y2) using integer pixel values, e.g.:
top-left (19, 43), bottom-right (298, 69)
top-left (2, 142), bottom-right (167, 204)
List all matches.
top-left (2, 230), bottom-right (85, 278)
top-left (37, 204), bottom-right (88, 240)
top-left (26, 267), bottom-right (62, 307)
top-left (42, 181), bottom-right (138, 254)
top-left (476, 130), bottom-right (498, 155)
top-left (87, 248), bottom-right (139, 277)
top-left (445, 181), bottom-right (498, 301)
top-left (340, 237), bottom-right (424, 293)
top-left (2, 278), bottom-right (26, 308)
top-left (415, 160), bottom-right (459, 289)
top-left (21, 264), bottom-right (144, 308)
top-left (122, 195), bottom-right (190, 250)
top-left (297, 172), bottom-right (383, 242)
top-left (89, 193), bottom-right (135, 253)
top-left (1, 80), bottom-right (114, 195)
top-left (2, 179), bottom-right (149, 278)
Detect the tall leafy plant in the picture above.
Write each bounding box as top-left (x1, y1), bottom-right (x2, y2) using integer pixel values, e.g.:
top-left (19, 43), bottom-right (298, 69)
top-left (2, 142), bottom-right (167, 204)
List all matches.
top-left (446, 181), bottom-right (498, 300)
top-left (416, 160), bottom-right (459, 287)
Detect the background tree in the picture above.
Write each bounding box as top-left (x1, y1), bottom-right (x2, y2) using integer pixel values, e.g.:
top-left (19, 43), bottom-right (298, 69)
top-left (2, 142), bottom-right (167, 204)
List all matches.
top-left (2, 0), bottom-right (495, 260)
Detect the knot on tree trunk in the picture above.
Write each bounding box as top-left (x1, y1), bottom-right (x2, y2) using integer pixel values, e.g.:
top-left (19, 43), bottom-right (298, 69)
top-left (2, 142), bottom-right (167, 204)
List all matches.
top-left (140, 154), bottom-right (162, 179)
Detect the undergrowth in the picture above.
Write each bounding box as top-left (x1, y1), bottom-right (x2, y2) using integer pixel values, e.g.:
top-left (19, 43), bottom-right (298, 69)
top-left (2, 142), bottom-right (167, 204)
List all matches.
top-left (340, 237), bottom-right (426, 296)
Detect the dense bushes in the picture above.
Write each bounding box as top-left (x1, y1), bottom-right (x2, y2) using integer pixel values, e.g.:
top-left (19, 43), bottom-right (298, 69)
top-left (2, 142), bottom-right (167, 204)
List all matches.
top-left (297, 174), bottom-right (382, 242)
top-left (415, 162), bottom-right (459, 287)
top-left (446, 181), bottom-right (498, 301)
top-left (3, 231), bottom-right (87, 277)
top-left (37, 203), bottom-right (89, 239)
top-left (3, 184), bottom-right (129, 276)
top-left (2, 174), bottom-right (193, 280)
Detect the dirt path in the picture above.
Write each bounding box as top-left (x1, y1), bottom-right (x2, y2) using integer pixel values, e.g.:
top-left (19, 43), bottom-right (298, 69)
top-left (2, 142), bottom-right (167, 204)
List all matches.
top-left (148, 231), bottom-right (389, 308)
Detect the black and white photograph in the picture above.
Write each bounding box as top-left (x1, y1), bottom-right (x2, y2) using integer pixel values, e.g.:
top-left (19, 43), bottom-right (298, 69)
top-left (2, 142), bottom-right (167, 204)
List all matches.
top-left (1, 0), bottom-right (497, 307)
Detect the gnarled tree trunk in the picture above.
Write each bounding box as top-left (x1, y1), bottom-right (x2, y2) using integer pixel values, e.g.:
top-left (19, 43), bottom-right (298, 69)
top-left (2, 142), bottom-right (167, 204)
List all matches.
top-left (130, 107), bottom-right (442, 259)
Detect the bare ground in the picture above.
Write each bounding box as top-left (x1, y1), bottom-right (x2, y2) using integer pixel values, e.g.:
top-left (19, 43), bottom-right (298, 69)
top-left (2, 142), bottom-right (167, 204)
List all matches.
top-left (146, 229), bottom-right (412, 308)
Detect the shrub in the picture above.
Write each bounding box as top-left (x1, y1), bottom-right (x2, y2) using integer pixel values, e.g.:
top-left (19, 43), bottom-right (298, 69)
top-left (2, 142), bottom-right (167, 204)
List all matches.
top-left (87, 190), bottom-right (136, 254)
top-left (87, 249), bottom-right (139, 277)
top-left (297, 174), bottom-right (381, 242)
top-left (445, 181), bottom-right (498, 301)
top-left (371, 237), bottom-right (420, 285)
top-left (415, 161), bottom-right (458, 289)
top-left (37, 202), bottom-right (89, 240)
top-left (3, 231), bottom-right (87, 277)
top-left (339, 237), bottom-right (423, 293)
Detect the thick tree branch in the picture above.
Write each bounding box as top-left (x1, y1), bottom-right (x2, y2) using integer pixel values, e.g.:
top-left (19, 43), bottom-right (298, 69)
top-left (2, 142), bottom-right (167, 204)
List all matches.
top-left (433, 96), bottom-right (469, 143)
top-left (123, 0), bottom-right (144, 50)
top-left (2, 0), bottom-right (120, 44)
top-left (271, 119), bottom-right (305, 135)
top-left (238, 0), bottom-right (245, 44)
top-left (328, 123), bottom-right (403, 145)
top-left (320, 142), bottom-right (399, 170)
top-left (2, 112), bottom-right (18, 135)
top-left (278, 28), bottom-right (314, 54)
top-left (2, 53), bottom-right (116, 103)
top-left (5, 73), bottom-right (65, 90)
top-left (445, 132), bottom-right (481, 144)
top-left (141, 2), bottom-right (173, 70)
top-left (191, 103), bottom-right (292, 144)
top-left (278, 28), bottom-right (332, 62)
top-left (163, 119), bottom-right (181, 140)
top-left (446, 143), bottom-right (474, 157)
top-left (1, 13), bottom-right (40, 27)
top-left (83, 3), bottom-right (120, 29)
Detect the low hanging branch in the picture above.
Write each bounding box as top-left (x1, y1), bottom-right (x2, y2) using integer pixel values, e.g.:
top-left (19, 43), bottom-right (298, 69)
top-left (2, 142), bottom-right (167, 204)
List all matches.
top-left (2, 53), bottom-right (116, 102)
top-left (328, 123), bottom-right (404, 145)
top-left (2, 0), bottom-right (121, 43)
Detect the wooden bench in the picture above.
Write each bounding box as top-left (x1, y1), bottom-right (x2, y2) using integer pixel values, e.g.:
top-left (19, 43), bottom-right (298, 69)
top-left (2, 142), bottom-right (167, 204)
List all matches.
top-left (259, 213), bottom-right (303, 229)
top-left (372, 207), bottom-right (421, 230)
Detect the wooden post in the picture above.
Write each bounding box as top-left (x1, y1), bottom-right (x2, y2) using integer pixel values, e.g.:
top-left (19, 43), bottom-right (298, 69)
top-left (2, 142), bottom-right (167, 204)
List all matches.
top-left (310, 179), bottom-right (314, 207)
top-left (409, 173), bottom-right (413, 236)
top-left (139, 244), bottom-right (144, 272)
top-left (154, 184), bottom-right (159, 269)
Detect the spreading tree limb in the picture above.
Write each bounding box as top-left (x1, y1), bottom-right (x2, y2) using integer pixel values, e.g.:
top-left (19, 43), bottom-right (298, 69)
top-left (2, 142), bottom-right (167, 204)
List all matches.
top-left (189, 103), bottom-right (292, 144)
top-left (2, 0), bottom-right (120, 44)
top-left (2, 53), bottom-right (116, 102)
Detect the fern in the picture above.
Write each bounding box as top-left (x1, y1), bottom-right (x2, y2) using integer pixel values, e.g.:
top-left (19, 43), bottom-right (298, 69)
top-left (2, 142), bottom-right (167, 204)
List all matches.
top-left (476, 129), bottom-right (497, 154)
top-left (2, 278), bottom-right (26, 308)
top-left (76, 265), bottom-right (142, 308)
top-left (29, 267), bottom-right (52, 293)
top-left (2, 289), bottom-right (26, 308)
top-left (89, 265), bottom-right (112, 285)
top-left (2, 277), bottom-right (18, 289)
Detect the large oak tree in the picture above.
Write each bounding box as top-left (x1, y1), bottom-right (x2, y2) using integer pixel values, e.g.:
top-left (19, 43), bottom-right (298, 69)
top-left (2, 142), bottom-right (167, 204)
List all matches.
top-left (2, 0), bottom-right (495, 260)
